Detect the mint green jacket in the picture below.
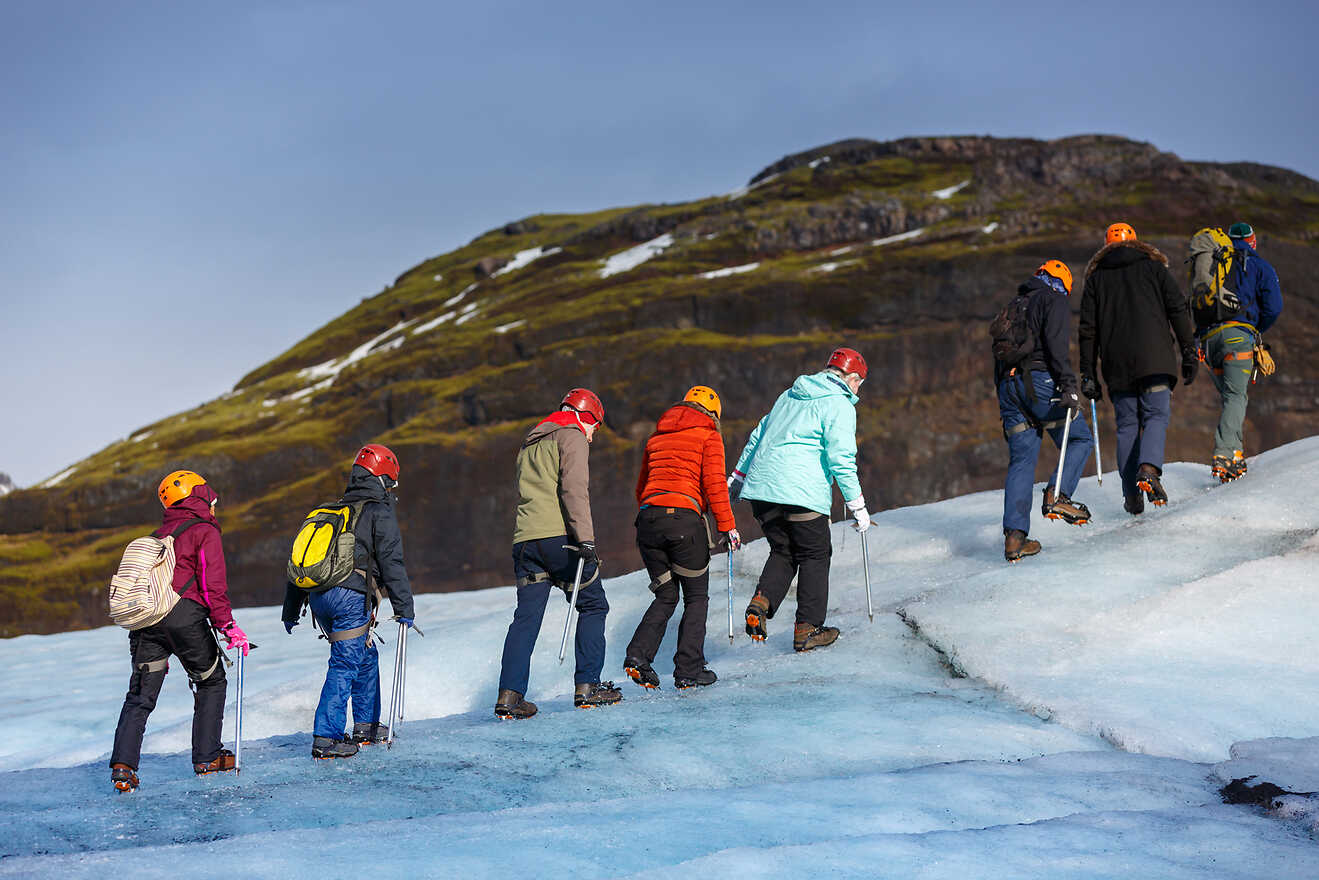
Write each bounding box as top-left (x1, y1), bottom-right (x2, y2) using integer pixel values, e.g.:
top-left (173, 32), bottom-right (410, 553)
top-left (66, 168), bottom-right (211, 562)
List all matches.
top-left (732, 372), bottom-right (862, 515)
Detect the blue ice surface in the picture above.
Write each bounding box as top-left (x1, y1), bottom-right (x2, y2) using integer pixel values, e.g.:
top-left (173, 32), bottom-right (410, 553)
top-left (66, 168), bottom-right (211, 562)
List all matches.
top-left (2, 437), bottom-right (1318, 877)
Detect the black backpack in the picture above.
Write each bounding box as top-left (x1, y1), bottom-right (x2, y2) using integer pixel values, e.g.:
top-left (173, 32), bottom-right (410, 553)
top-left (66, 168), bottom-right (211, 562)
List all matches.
top-left (989, 292), bottom-right (1036, 368)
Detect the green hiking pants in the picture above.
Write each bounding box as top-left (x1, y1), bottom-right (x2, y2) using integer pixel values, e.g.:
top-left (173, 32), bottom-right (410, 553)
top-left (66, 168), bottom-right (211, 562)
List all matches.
top-left (1205, 329), bottom-right (1255, 458)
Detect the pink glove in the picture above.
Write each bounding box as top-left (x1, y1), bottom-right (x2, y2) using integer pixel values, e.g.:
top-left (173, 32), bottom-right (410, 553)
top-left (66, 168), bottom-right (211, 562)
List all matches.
top-left (223, 622), bottom-right (250, 657)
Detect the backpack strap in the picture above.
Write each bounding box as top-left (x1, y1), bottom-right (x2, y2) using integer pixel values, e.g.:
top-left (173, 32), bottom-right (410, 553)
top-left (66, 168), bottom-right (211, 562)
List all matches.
top-left (168, 518), bottom-right (213, 594)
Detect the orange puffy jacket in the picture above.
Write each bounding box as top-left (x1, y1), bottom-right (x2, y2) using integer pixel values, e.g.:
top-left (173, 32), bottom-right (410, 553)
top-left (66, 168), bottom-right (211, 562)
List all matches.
top-left (635, 403), bottom-right (736, 532)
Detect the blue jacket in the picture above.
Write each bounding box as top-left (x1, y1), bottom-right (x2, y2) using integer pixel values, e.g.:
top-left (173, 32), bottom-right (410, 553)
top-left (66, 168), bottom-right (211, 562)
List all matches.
top-left (732, 372), bottom-right (862, 515)
top-left (1213, 242), bottom-right (1283, 334)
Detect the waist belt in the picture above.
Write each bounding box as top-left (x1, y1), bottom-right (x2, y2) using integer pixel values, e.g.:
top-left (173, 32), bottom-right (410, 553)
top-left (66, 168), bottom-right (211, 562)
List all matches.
top-left (326, 623), bottom-right (372, 643)
top-left (757, 505), bottom-right (825, 523)
top-left (1146, 382), bottom-right (1171, 393)
top-left (1201, 321), bottom-right (1258, 343)
top-left (1005, 416), bottom-right (1065, 438)
top-left (517, 566), bottom-right (600, 592)
top-left (640, 490), bottom-right (704, 512)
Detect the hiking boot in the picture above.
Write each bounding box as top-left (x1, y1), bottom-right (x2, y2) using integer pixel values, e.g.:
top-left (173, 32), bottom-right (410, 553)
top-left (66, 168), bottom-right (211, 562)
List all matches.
top-left (350, 721), bottom-right (389, 745)
top-left (1136, 464), bottom-right (1168, 506)
top-left (745, 594), bottom-right (770, 642)
top-left (793, 623), bottom-right (840, 652)
top-left (1041, 487), bottom-right (1092, 525)
top-left (494, 689), bottom-right (538, 720)
top-left (1214, 452), bottom-right (1247, 483)
top-left (111, 763), bottom-right (139, 793)
top-left (194, 749), bottom-right (236, 775)
top-left (311, 736), bottom-right (359, 759)
top-left (1004, 529), bottom-right (1041, 562)
top-left (674, 668), bottom-right (718, 689)
top-left (1123, 493), bottom-right (1145, 516)
top-left (623, 657), bottom-right (660, 689)
top-left (574, 681), bottom-right (623, 708)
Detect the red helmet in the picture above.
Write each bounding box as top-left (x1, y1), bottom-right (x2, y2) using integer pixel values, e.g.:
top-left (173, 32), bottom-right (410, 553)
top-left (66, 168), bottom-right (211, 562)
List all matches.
top-left (355, 443), bottom-right (400, 481)
top-left (561, 388), bottom-right (605, 425)
top-left (826, 347), bottom-right (868, 379)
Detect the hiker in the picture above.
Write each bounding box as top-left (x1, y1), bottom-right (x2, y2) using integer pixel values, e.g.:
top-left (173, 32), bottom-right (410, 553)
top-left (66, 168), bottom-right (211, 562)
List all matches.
top-left (994, 261), bottom-right (1094, 562)
top-left (281, 444), bottom-right (416, 759)
top-left (624, 385), bottom-right (739, 690)
top-left (730, 348), bottom-right (869, 652)
top-left (495, 388), bottom-right (621, 719)
top-left (110, 470), bottom-right (249, 793)
top-left (1195, 222), bottom-right (1283, 481)
top-left (1079, 222), bottom-right (1197, 513)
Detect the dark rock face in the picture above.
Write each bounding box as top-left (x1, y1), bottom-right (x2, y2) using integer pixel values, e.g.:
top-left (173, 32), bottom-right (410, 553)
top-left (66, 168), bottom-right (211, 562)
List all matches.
top-left (3, 134), bottom-right (1317, 636)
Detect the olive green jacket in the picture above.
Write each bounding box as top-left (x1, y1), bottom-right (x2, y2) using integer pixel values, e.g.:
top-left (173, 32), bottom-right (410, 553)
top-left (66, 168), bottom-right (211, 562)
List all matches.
top-left (512, 414), bottom-right (594, 545)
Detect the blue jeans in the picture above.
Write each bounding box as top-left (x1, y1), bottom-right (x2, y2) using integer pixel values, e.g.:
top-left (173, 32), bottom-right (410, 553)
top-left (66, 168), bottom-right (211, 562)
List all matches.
top-left (1111, 377), bottom-right (1172, 499)
top-left (998, 371), bottom-right (1094, 534)
top-left (308, 586), bottom-right (380, 738)
top-left (499, 537), bottom-right (607, 696)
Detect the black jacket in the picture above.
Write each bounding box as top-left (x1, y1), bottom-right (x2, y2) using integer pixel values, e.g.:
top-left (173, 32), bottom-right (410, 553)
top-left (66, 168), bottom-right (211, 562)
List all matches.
top-left (1078, 241), bottom-right (1196, 395)
top-left (282, 465), bottom-right (415, 622)
top-left (994, 276), bottom-right (1079, 395)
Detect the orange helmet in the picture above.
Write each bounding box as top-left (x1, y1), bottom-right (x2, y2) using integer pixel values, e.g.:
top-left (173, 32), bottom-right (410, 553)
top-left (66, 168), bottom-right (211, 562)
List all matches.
top-left (683, 385), bottom-right (722, 419)
top-left (1036, 259), bottom-right (1073, 294)
top-left (158, 470), bottom-right (206, 508)
top-left (1105, 222), bottom-right (1136, 245)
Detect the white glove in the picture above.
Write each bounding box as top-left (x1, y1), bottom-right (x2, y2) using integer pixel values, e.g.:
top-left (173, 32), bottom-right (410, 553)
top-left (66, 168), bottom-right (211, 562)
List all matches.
top-left (727, 470), bottom-right (745, 501)
top-left (845, 496), bottom-right (871, 532)
top-left (724, 528), bottom-right (742, 551)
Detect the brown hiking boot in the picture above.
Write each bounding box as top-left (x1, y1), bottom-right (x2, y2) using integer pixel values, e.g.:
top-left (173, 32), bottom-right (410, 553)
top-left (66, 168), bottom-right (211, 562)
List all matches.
top-left (194, 749), bottom-right (236, 775)
top-left (574, 681), bottom-right (623, 708)
top-left (1123, 493), bottom-right (1145, 515)
top-left (1004, 529), bottom-right (1041, 562)
top-left (1041, 487), bottom-right (1092, 525)
top-left (111, 763), bottom-right (139, 793)
top-left (494, 689), bottom-right (538, 720)
top-left (745, 594), bottom-right (770, 642)
top-left (793, 623), bottom-right (839, 652)
top-left (1136, 464), bottom-right (1168, 505)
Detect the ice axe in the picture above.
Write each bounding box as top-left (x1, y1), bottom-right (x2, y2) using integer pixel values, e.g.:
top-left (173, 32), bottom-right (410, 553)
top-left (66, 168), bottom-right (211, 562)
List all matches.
top-left (234, 650), bottom-right (245, 773)
top-left (1090, 399), bottom-right (1102, 486)
top-left (386, 619), bottom-right (422, 748)
top-left (558, 557), bottom-right (587, 664)
top-left (859, 529), bottom-right (873, 623)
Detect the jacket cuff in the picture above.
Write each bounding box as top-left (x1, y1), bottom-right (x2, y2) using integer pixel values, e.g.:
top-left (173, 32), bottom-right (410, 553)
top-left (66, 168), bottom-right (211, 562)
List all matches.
top-left (844, 495), bottom-right (866, 512)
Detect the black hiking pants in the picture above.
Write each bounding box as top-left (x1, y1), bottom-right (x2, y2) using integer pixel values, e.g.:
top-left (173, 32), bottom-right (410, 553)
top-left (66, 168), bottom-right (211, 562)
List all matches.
top-left (750, 501), bottom-right (832, 628)
top-left (110, 598), bottom-right (227, 769)
top-left (625, 507), bottom-right (711, 677)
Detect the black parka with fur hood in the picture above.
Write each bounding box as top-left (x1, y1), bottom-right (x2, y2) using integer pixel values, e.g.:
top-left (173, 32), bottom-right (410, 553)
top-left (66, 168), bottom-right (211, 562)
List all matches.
top-left (1078, 240), bottom-right (1196, 395)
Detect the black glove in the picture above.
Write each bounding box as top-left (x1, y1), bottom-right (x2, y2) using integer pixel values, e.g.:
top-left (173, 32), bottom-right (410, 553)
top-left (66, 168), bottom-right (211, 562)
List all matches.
top-left (1181, 345), bottom-right (1199, 386)
top-left (1057, 387), bottom-right (1082, 418)
top-left (1080, 375), bottom-right (1102, 402)
top-left (569, 541), bottom-right (598, 565)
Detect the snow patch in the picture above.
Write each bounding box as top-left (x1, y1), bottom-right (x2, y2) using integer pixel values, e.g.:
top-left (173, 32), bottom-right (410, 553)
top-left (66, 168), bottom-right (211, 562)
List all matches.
top-left (983, 221), bottom-right (1000, 234)
top-left (454, 303), bottom-right (480, 326)
top-left (932, 179), bottom-right (970, 199)
top-left (599, 234), bottom-right (674, 278)
top-left (432, 273), bottom-right (443, 282)
top-left (726, 172), bottom-right (778, 200)
top-left (446, 284), bottom-right (477, 307)
top-left (871, 228), bottom-right (925, 247)
top-left (808, 156), bottom-right (831, 169)
top-left (698, 262), bottom-right (760, 280)
top-left (128, 431), bottom-right (152, 443)
top-left (493, 319), bottom-right (526, 334)
top-left (809, 260), bottom-right (859, 274)
top-left (412, 311), bottom-right (457, 335)
top-left (39, 466), bottom-right (76, 488)
top-left (299, 319), bottom-right (416, 382)
top-left (490, 246), bottom-right (562, 278)
top-left (829, 245), bottom-right (857, 257)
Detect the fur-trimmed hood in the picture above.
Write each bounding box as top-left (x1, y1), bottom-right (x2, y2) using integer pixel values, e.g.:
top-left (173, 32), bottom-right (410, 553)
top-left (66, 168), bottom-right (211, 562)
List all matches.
top-left (1084, 239), bottom-right (1169, 281)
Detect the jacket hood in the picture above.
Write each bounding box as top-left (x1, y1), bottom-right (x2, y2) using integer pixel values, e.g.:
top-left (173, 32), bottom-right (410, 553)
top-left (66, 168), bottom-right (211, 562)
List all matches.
top-left (655, 402), bottom-right (718, 434)
top-left (1085, 239), bottom-right (1168, 280)
top-left (160, 483), bottom-right (219, 529)
top-left (342, 464), bottom-right (391, 501)
top-left (523, 411), bottom-right (583, 448)
top-left (788, 371), bottom-right (859, 405)
top-left (1017, 276), bottom-right (1057, 298)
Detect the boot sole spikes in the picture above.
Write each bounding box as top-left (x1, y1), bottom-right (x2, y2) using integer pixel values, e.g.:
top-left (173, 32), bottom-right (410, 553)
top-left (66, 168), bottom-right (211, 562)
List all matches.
top-left (1043, 510), bottom-right (1090, 525)
top-left (624, 667), bottom-right (660, 689)
top-left (1136, 478), bottom-right (1168, 506)
top-left (746, 612), bottom-right (767, 642)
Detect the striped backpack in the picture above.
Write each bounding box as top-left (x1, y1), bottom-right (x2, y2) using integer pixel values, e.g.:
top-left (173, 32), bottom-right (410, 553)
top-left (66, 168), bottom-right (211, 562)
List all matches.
top-left (107, 519), bottom-right (207, 630)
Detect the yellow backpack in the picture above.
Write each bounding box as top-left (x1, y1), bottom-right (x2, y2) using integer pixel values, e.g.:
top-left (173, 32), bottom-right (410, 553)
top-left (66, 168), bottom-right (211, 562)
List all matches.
top-left (287, 501), bottom-right (366, 590)
top-left (1187, 227), bottom-right (1242, 326)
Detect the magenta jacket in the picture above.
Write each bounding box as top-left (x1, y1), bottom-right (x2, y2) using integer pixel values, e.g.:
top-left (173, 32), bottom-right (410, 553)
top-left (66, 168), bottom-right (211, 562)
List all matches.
top-left (152, 483), bottom-right (236, 630)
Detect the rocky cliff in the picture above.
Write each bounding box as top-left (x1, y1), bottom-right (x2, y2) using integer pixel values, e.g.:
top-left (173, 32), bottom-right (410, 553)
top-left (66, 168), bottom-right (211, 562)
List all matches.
top-left (3, 134), bottom-right (1317, 636)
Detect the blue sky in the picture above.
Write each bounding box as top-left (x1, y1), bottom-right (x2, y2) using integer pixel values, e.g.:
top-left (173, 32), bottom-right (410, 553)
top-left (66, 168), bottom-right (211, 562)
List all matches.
top-left (3, 0), bottom-right (1316, 487)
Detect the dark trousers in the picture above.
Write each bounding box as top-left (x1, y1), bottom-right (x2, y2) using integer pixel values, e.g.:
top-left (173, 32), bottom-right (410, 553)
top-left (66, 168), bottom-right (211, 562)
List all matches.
top-left (1111, 376), bottom-right (1172, 499)
top-left (499, 536), bottom-right (607, 695)
top-left (998, 370), bottom-right (1094, 534)
top-left (625, 507), bottom-right (711, 677)
top-left (110, 598), bottom-right (227, 769)
top-left (750, 500), bottom-right (832, 628)
top-left (307, 585), bottom-right (380, 738)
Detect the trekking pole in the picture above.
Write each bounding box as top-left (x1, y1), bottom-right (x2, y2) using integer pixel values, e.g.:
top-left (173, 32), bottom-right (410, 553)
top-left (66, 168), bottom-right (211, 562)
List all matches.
top-left (860, 529), bottom-right (873, 623)
top-left (727, 551), bottom-right (735, 644)
top-left (398, 624), bottom-right (409, 728)
top-left (558, 557), bottom-right (587, 664)
top-left (1090, 400), bottom-right (1102, 486)
top-left (387, 621), bottom-right (404, 748)
top-left (1053, 408), bottom-right (1074, 497)
top-left (234, 650), bottom-right (244, 773)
